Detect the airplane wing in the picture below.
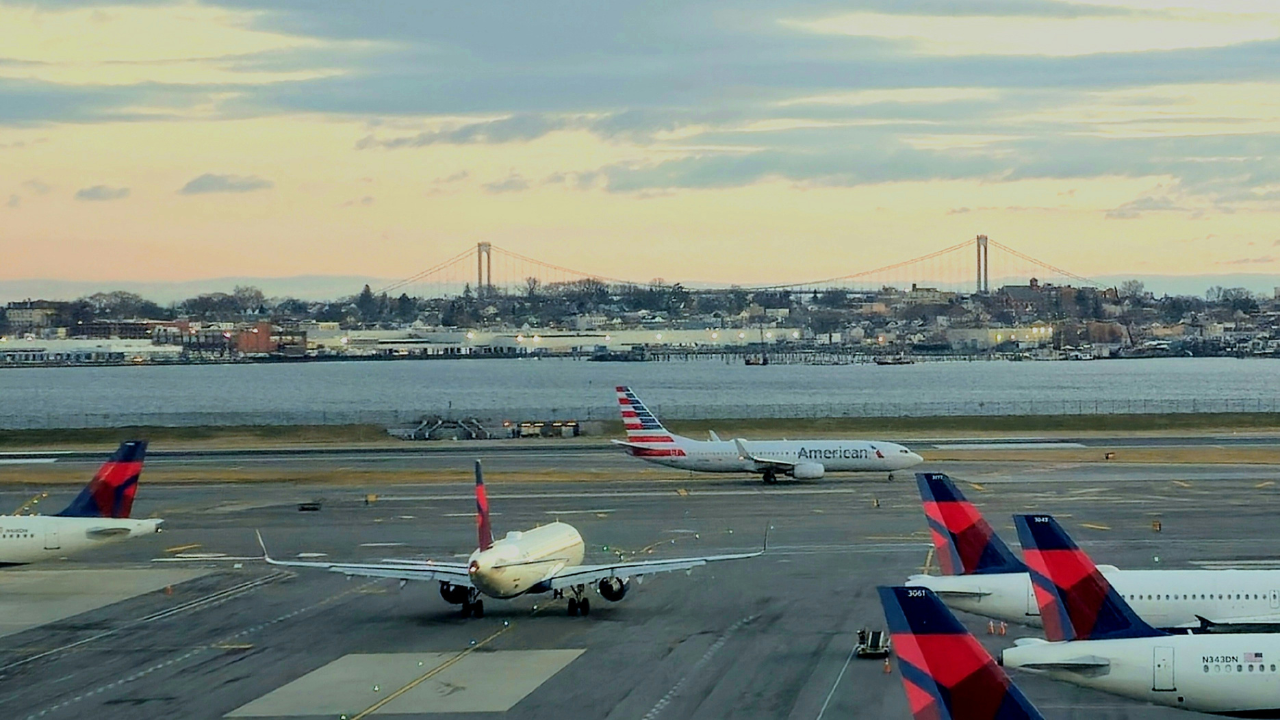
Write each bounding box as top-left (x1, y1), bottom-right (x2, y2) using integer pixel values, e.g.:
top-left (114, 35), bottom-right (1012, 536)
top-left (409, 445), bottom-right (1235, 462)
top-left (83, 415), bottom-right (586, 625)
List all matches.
top-left (1017, 656), bottom-right (1111, 672)
top-left (734, 438), bottom-right (796, 469)
top-left (86, 527), bottom-right (133, 538)
top-left (544, 528), bottom-right (768, 589)
top-left (256, 531), bottom-right (473, 586)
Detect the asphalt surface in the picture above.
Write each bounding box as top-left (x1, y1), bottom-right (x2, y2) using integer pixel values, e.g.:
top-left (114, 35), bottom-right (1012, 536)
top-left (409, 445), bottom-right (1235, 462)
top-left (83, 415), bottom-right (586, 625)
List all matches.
top-left (1, 461), bottom-right (1279, 719)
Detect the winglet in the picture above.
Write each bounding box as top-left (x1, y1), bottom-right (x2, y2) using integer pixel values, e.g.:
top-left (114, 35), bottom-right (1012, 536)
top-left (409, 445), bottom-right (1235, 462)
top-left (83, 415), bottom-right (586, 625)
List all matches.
top-left (1014, 514), bottom-right (1164, 642)
top-left (734, 438), bottom-right (754, 461)
top-left (762, 520), bottom-right (771, 555)
top-left (475, 460), bottom-right (494, 551)
top-left (709, 430), bottom-right (721, 442)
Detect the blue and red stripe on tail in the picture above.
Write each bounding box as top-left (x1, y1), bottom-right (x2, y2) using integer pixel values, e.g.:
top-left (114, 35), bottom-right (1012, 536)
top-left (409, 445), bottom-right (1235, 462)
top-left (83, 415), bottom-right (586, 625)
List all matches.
top-left (614, 386), bottom-right (685, 458)
top-left (880, 586), bottom-right (1043, 720)
top-left (475, 460), bottom-right (494, 551)
top-left (56, 440), bottom-right (147, 519)
top-left (917, 473), bottom-right (1025, 576)
top-left (1013, 514), bottom-right (1162, 642)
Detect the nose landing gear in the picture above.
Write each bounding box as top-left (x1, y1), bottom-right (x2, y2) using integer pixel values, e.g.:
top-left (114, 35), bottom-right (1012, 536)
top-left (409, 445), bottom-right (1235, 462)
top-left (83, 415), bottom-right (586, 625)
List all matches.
top-left (460, 588), bottom-right (485, 618)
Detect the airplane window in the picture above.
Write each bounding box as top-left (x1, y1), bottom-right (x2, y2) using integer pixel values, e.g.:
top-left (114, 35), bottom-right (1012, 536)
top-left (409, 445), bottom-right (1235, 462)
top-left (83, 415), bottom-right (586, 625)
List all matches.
top-left (1249, 665), bottom-right (1255, 672)
top-left (1272, 665), bottom-right (1276, 672)
top-left (1165, 595), bottom-right (1171, 600)
top-left (1215, 665), bottom-right (1222, 673)
top-left (1226, 665), bottom-right (1233, 673)
top-left (1239, 665), bottom-right (1244, 673)
top-left (1204, 665), bottom-right (1210, 673)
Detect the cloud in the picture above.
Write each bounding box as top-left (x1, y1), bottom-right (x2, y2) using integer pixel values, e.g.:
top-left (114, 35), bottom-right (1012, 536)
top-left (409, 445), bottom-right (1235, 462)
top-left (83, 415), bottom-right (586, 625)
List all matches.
top-left (179, 173), bottom-right (274, 194)
top-left (482, 174), bottom-right (529, 193)
top-left (437, 170), bottom-right (469, 183)
top-left (1219, 255), bottom-right (1275, 265)
top-left (357, 114), bottom-right (573, 149)
top-left (74, 185), bottom-right (129, 201)
top-left (341, 195), bottom-right (374, 206)
top-left (6, 194), bottom-right (18, 208)
top-left (21, 178), bottom-right (51, 194)
top-left (947, 206), bottom-right (971, 214)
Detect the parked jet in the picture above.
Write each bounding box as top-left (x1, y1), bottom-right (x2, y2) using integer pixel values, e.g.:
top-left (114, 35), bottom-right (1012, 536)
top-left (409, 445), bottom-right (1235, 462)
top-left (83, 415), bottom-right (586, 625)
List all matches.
top-left (611, 386), bottom-right (922, 483)
top-left (1002, 514), bottom-right (1280, 717)
top-left (879, 585), bottom-right (1045, 720)
top-left (258, 460), bottom-right (765, 617)
top-left (0, 441), bottom-right (162, 565)
top-left (906, 472), bottom-right (1280, 633)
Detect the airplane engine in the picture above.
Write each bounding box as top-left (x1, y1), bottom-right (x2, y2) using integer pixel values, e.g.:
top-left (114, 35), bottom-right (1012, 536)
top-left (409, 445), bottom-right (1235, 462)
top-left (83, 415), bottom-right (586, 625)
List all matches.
top-left (792, 463), bottom-right (825, 480)
top-left (439, 581), bottom-right (469, 605)
top-left (597, 577), bottom-right (630, 602)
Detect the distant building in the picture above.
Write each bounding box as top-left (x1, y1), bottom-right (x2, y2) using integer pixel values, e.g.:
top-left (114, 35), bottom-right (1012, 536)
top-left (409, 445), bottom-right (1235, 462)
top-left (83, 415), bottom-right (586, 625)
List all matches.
top-left (5, 301), bottom-right (61, 332)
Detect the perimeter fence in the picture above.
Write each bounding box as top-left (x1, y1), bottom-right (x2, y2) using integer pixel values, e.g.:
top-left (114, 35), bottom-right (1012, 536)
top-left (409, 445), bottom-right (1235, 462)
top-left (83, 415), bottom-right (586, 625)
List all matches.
top-left (2, 397), bottom-right (1280, 429)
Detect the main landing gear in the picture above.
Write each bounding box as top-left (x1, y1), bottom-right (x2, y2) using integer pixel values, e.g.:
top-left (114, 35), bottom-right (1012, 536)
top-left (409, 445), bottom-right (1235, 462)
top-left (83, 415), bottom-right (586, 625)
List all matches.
top-left (762, 468), bottom-right (778, 485)
top-left (555, 585), bottom-right (591, 616)
top-left (460, 588), bottom-right (485, 618)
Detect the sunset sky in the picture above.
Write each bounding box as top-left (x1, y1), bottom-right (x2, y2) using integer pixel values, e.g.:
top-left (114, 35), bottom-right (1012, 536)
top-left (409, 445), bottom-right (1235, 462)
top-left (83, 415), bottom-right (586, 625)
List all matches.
top-left (3, 0), bottom-right (1279, 293)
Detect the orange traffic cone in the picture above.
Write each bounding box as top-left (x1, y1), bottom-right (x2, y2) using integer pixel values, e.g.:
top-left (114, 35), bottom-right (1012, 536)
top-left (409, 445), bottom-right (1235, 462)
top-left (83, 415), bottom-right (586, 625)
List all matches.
top-left (998, 622), bottom-right (1008, 636)
top-left (883, 657), bottom-right (892, 674)
top-left (987, 620), bottom-right (995, 635)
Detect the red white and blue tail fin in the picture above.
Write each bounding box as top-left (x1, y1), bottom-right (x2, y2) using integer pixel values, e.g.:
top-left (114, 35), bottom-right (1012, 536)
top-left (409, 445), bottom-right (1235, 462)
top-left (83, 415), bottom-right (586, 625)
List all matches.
top-left (880, 586), bottom-right (1044, 720)
top-left (56, 440), bottom-right (147, 519)
top-left (917, 473), bottom-right (1025, 576)
top-left (475, 460), bottom-right (494, 550)
top-left (1014, 514), bottom-right (1163, 642)
top-left (614, 386), bottom-right (686, 457)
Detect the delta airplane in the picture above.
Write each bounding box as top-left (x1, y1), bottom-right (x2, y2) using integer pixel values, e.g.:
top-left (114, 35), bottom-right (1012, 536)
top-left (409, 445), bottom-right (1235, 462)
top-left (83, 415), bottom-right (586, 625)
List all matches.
top-left (1, 441), bottom-right (163, 565)
top-left (1001, 514), bottom-right (1280, 717)
top-left (259, 461), bottom-right (765, 617)
top-left (612, 386), bottom-right (922, 483)
top-left (906, 472), bottom-right (1280, 633)
top-left (880, 585), bottom-right (1047, 720)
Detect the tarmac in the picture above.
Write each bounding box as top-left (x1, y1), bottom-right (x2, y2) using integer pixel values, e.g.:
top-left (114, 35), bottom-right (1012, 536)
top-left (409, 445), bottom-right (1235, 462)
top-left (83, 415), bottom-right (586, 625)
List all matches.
top-left (1, 458), bottom-right (1278, 719)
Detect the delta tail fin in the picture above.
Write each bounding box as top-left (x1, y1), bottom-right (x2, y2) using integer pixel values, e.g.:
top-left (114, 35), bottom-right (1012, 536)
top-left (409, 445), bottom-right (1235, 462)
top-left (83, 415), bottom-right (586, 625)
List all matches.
top-left (614, 386), bottom-right (686, 457)
top-left (1014, 514), bottom-right (1163, 642)
top-left (917, 473), bottom-right (1025, 576)
top-left (880, 586), bottom-right (1044, 720)
top-left (475, 460), bottom-right (494, 551)
top-left (55, 440), bottom-right (147, 519)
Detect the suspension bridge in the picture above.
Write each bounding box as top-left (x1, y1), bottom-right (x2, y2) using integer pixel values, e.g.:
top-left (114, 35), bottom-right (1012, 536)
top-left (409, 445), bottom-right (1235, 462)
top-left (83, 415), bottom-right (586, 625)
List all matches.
top-left (378, 236), bottom-right (1101, 298)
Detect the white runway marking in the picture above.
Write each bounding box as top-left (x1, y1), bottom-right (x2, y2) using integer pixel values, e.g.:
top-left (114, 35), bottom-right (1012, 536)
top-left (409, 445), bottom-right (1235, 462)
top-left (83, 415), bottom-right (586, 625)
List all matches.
top-left (358, 542), bottom-right (404, 548)
top-left (936, 442), bottom-right (1086, 450)
top-left (0, 459), bottom-right (57, 465)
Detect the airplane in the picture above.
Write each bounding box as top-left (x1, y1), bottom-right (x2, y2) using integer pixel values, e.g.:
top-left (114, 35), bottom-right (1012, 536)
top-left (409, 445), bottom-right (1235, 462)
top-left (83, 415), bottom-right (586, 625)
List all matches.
top-left (906, 472), bottom-right (1280, 633)
top-left (879, 585), bottom-right (1045, 720)
top-left (0, 440), bottom-right (163, 565)
top-left (1001, 513), bottom-right (1280, 717)
top-left (258, 460), bottom-right (766, 617)
top-left (611, 386), bottom-right (923, 483)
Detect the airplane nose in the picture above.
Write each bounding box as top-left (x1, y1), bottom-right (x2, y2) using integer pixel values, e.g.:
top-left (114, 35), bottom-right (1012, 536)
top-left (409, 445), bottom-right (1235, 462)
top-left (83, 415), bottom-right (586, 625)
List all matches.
top-left (909, 452), bottom-right (924, 466)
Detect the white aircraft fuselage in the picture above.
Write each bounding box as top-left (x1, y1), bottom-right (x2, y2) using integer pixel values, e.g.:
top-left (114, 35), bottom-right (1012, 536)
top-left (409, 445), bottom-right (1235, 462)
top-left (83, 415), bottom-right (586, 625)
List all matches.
top-left (635, 438), bottom-right (922, 476)
top-left (0, 515), bottom-right (163, 565)
top-left (908, 568), bottom-right (1280, 631)
top-left (466, 522), bottom-right (585, 599)
top-left (1003, 634), bottom-right (1280, 716)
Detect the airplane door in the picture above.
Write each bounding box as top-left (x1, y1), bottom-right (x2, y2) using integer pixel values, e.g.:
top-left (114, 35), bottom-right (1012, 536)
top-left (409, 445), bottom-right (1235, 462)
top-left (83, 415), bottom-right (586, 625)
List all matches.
top-left (1153, 646), bottom-right (1175, 692)
top-left (44, 526), bottom-right (59, 550)
top-left (1270, 590), bottom-right (1279, 609)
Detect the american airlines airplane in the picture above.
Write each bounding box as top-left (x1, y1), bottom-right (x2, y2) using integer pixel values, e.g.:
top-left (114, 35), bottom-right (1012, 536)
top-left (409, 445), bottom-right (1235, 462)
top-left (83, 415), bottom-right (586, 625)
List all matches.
top-left (906, 473), bottom-right (1280, 633)
top-left (259, 461), bottom-right (765, 617)
top-left (612, 386), bottom-right (923, 483)
top-left (880, 584), bottom-right (1047, 720)
top-left (0, 441), bottom-right (163, 565)
top-left (1002, 514), bottom-right (1280, 717)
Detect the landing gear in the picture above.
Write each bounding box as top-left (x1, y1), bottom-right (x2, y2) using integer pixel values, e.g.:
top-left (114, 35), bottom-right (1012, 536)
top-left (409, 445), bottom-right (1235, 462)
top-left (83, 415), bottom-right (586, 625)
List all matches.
top-left (566, 584), bottom-right (590, 616)
top-left (460, 588), bottom-right (483, 618)
top-left (762, 469), bottom-right (778, 484)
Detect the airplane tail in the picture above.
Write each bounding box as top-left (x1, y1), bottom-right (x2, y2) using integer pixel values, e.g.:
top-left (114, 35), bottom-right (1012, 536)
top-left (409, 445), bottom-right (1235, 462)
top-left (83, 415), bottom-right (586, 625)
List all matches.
top-left (916, 473), bottom-right (1025, 576)
top-left (475, 460), bottom-right (494, 551)
top-left (55, 440), bottom-right (147, 519)
top-left (614, 386), bottom-right (686, 457)
top-left (1014, 514), bottom-right (1163, 642)
top-left (879, 586), bottom-right (1044, 720)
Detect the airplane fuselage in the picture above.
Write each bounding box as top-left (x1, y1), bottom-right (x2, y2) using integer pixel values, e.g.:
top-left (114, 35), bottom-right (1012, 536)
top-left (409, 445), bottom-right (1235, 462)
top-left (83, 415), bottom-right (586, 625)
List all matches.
top-left (0, 515), bottom-right (163, 565)
top-left (1003, 634), bottom-right (1280, 715)
top-left (908, 569), bottom-right (1280, 631)
top-left (466, 522), bottom-right (585, 599)
top-left (627, 439), bottom-right (921, 474)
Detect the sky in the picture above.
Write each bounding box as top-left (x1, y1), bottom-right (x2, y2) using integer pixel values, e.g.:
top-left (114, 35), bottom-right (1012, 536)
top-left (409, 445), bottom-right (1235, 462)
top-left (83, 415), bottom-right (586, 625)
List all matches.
top-left (2, 0), bottom-right (1279, 294)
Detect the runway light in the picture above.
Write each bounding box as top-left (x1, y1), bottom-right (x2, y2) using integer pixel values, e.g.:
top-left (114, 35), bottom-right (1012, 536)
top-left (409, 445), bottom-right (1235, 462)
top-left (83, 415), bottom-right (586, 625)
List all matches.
top-left (466, 331), bottom-right (475, 339)
top-left (738, 332), bottom-right (745, 339)
top-left (655, 333), bottom-right (662, 340)
top-left (516, 334), bottom-right (525, 342)
top-left (791, 331), bottom-right (800, 339)
top-left (373, 685), bottom-right (380, 692)
top-left (711, 332), bottom-right (719, 339)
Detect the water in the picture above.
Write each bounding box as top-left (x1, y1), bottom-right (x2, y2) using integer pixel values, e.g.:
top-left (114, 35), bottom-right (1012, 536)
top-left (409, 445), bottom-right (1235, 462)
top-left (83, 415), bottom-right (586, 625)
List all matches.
top-left (1, 357), bottom-right (1278, 428)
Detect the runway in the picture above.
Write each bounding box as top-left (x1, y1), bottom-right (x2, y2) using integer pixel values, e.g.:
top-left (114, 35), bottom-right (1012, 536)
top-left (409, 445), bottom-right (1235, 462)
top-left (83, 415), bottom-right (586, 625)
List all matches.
top-left (1, 462), bottom-right (1278, 719)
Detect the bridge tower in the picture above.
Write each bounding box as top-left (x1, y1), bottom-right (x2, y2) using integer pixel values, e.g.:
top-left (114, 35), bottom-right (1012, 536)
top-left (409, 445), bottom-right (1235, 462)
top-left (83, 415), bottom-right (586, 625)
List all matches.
top-left (476, 242), bottom-right (493, 294)
top-left (975, 235), bottom-right (989, 294)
